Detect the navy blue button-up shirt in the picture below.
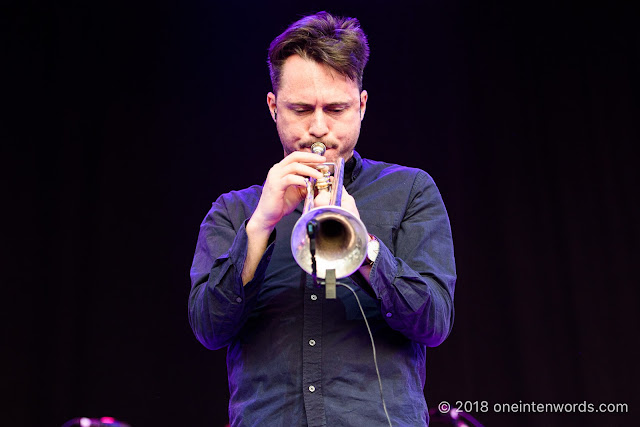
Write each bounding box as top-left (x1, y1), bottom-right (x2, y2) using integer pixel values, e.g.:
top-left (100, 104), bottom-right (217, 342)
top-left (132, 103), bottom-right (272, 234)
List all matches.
top-left (189, 151), bottom-right (456, 426)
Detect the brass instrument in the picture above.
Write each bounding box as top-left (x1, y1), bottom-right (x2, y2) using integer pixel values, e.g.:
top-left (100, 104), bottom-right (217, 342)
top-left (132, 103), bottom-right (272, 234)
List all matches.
top-left (290, 142), bottom-right (369, 283)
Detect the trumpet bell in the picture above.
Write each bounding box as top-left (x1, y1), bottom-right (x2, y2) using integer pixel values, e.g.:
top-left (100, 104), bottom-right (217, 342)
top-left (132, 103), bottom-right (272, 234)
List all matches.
top-left (291, 205), bottom-right (368, 279)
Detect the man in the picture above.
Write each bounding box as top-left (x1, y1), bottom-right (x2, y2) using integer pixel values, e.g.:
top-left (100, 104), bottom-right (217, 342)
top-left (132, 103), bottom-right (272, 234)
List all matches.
top-left (189, 11), bottom-right (456, 426)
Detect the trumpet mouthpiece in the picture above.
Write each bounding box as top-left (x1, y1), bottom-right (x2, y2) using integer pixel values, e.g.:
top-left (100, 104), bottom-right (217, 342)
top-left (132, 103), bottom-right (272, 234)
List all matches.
top-left (311, 142), bottom-right (326, 155)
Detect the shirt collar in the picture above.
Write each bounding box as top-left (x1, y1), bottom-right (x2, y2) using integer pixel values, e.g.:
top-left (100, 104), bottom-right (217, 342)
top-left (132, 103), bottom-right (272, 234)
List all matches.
top-left (344, 150), bottom-right (363, 183)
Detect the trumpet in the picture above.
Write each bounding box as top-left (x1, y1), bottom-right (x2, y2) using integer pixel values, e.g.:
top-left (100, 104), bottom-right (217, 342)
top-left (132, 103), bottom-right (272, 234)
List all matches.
top-left (290, 142), bottom-right (369, 284)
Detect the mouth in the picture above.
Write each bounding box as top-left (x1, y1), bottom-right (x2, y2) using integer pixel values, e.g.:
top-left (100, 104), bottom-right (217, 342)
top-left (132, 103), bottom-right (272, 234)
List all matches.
top-left (300, 142), bottom-right (336, 151)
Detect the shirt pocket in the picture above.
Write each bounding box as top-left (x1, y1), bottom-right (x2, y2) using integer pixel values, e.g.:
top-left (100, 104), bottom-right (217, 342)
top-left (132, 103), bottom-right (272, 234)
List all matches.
top-left (358, 209), bottom-right (400, 253)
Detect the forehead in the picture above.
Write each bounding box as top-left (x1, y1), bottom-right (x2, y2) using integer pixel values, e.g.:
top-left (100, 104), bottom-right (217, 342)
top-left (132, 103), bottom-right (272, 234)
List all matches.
top-left (278, 55), bottom-right (360, 102)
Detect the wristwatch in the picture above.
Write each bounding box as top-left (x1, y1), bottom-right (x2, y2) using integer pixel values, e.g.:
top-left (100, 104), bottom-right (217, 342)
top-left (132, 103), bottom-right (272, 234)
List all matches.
top-left (365, 234), bottom-right (380, 266)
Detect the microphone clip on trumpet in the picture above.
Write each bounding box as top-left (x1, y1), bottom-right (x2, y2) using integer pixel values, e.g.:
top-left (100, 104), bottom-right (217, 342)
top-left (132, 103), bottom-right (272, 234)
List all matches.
top-left (290, 142), bottom-right (369, 299)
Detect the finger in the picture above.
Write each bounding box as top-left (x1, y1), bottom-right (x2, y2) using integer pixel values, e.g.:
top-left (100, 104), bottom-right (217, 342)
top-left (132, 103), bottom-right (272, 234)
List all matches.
top-left (340, 187), bottom-right (361, 218)
top-left (265, 161), bottom-right (321, 187)
top-left (279, 174), bottom-right (309, 189)
top-left (313, 190), bottom-right (332, 207)
top-left (281, 151), bottom-right (326, 166)
top-left (284, 185), bottom-right (308, 204)
top-left (341, 189), bottom-right (356, 206)
top-left (279, 162), bottom-right (325, 180)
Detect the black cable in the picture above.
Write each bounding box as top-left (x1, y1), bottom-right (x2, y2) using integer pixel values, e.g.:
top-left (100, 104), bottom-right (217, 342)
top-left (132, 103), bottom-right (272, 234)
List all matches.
top-left (337, 283), bottom-right (393, 427)
top-left (306, 219), bottom-right (391, 425)
top-left (307, 220), bottom-right (318, 286)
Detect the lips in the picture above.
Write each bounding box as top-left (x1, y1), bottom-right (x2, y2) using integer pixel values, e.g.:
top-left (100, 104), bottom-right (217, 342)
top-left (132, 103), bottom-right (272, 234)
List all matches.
top-left (300, 142), bottom-right (336, 150)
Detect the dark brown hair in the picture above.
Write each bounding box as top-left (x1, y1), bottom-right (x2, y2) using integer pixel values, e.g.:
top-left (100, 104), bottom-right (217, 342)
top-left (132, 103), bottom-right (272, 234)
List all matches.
top-left (267, 11), bottom-right (370, 93)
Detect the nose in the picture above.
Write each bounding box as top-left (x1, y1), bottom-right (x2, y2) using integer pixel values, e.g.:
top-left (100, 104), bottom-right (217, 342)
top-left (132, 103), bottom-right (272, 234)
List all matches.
top-left (309, 110), bottom-right (329, 138)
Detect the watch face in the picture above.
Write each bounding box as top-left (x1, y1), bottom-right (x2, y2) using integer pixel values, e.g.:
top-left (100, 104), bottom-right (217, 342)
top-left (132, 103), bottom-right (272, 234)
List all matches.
top-left (367, 238), bottom-right (380, 262)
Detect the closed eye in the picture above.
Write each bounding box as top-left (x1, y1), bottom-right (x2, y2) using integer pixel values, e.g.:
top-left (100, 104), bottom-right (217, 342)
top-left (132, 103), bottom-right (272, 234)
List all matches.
top-left (288, 105), bottom-right (313, 114)
top-left (325, 103), bottom-right (350, 114)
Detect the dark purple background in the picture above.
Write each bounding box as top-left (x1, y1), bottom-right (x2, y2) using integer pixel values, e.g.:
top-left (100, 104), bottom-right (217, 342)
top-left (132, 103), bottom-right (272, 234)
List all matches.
top-left (4, 1), bottom-right (638, 426)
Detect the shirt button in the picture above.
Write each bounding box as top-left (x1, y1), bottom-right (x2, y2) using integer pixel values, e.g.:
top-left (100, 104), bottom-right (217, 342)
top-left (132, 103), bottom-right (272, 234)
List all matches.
top-left (310, 294), bottom-right (318, 301)
top-left (309, 339), bottom-right (316, 346)
top-left (308, 385), bottom-right (316, 393)
top-left (386, 312), bottom-right (393, 318)
top-left (236, 297), bottom-right (242, 303)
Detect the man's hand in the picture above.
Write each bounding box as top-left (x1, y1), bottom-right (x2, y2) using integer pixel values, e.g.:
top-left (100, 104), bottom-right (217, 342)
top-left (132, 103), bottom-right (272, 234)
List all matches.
top-left (249, 151), bottom-right (327, 234)
top-left (242, 151), bottom-right (326, 284)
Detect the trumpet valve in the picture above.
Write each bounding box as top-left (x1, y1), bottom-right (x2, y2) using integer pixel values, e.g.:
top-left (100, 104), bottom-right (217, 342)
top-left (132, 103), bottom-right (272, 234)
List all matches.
top-left (315, 165), bottom-right (331, 192)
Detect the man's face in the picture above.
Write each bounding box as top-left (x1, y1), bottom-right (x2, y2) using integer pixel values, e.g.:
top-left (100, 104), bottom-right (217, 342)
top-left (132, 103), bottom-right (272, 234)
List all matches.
top-left (267, 55), bottom-right (368, 163)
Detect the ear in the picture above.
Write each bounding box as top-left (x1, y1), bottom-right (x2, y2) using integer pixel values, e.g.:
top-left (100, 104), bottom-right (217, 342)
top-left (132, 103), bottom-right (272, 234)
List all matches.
top-left (359, 90), bottom-right (368, 121)
top-left (267, 92), bottom-right (277, 122)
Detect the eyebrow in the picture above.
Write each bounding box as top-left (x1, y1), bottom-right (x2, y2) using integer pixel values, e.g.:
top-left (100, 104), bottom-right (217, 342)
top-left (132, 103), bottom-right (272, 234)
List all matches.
top-left (285, 101), bottom-right (352, 109)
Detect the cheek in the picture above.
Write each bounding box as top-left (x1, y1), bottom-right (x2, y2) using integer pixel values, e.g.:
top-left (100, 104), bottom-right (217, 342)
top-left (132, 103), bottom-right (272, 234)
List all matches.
top-left (336, 116), bottom-right (361, 138)
top-left (277, 120), bottom-right (307, 149)
top-left (279, 117), bottom-right (305, 136)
